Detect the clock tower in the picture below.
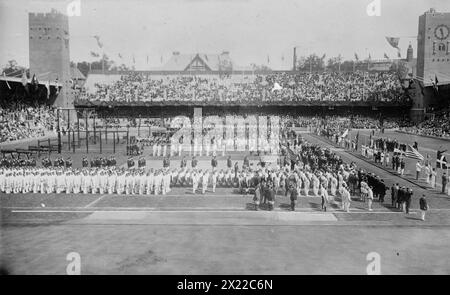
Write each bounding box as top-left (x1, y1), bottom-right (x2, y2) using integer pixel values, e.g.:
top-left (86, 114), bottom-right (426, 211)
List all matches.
top-left (414, 8), bottom-right (450, 121)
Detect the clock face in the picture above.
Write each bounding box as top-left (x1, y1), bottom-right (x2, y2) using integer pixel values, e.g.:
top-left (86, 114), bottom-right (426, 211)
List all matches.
top-left (434, 24), bottom-right (450, 40)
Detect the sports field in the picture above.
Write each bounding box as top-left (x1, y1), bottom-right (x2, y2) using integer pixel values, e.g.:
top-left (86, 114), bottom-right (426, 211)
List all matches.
top-left (1, 133), bottom-right (450, 275)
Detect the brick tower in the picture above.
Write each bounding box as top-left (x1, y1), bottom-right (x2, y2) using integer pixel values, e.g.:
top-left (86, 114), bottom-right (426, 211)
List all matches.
top-left (29, 9), bottom-right (73, 108)
top-left (413, 8), bottom-right (450, 121)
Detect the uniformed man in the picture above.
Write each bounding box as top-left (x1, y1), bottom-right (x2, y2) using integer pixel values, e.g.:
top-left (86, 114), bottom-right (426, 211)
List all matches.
top-left (73, 170), bottom-right (82, 194)
top-left (180, 156), bottom-right (187, 169)
top-left (162, 171), bottom-right (171, 195)
top-left (127, 157), bottom-right (135, 169)
top-left (154, 170), bottom-right (162, 195)
top-left (152, 140), bottom-right (158, 157)
top-left (107, 170), bottom-right (116, 194)
top-left (192, 169), bottom-right (199, 194)
top-left (55, 170), bottom-right (65, 194)
top-left (146, 169), bottom-right (154, 195)
top-left (289, 184), bottom-right (299, 211)
top-left (211, 169), bottom-right (218, 193)
top-left (253, 182), bottom-right (261, 210)
top-left (125, 172), bottom-right (134, 195)
top-left (202, 170), bottom-right (209, 194)
top-left (211, 156), bottom-right (218, 171)
top-left (191, 156), bottom-right (198, 169)
top-left (227, 156), bottom-right (232, 170)
top-left (163, 156), bottom-right (170, 170)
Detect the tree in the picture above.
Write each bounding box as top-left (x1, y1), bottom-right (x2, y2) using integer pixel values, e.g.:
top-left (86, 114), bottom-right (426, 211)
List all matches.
top-left (2, 59), bottom-right (27, 77)
top-left (296, 54), bottom-right (325, 72)
top-left (251, 64), bottom-right (272, 73)
top-left (73, 54), bottom-right (127, 77)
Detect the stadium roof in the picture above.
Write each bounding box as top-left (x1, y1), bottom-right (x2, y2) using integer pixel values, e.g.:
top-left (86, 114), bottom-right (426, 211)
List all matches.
top-left (0, 75), bottom-right (62, 87)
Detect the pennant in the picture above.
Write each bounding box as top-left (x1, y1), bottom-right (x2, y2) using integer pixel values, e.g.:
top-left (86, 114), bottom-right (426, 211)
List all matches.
top-left (385, 36), bottom-right (400, 49)
top-left (45, 80), bottom-right (50, 98)
top-left (55, 77), bottom-right (59, 95)
top-left (21, 71), bottom-right (28, 86)
top-left (3, 72), bottom-right (11, 90)
top-left (431, 75), bottom-right (439, 93)
top-left (384, 53), bottom-right (389, 59)
top-left (31, 74), bottom-right (39, 91)
top-left (93, 35), bottom-right (103, 48)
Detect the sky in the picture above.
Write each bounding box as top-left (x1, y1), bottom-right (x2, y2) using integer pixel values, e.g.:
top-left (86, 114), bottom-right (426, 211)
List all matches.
top-left (1, 0), bottom-right (450, 70)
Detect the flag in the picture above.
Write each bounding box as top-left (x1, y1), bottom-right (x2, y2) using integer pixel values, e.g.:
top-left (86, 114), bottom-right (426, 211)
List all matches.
top-left (385, 36), bottom-right (400, 49)
top-left (31, 74), bottom-right (39, 91)
top-left (267, 55), bottom-right (270, 64)
top-left (90, 51), bottom-right (100, 58)
top-left (146, 55), bottom-right (149, 64)
top-left (354, 53), bottom-right (359, 61)
top-left (285, 145), bottom-right (297, 162)
top-left (437, 149), bottom-right (447, 168)
top-left (45, 80), bottom-right (50, 98)
top-left (321, 53), bottom-right (326, 60)
top-left (21, 71), bottom-right (28, 86)
top-left (3, 72), bottom-right (11, 90)
top-left (271, 82), bottom-right (282, 92)
top-left (340, 129), bottom-right (349, 138)
top-left (368, 53), bottom-right (372, 60)
top-left (431, 75), bottom-right (439, 93)
top-left (404, 144), bottom-right (424, 161)
top-left (160, 55), bottom-right (163, 64)
top-left (118, 53), bottom-right (123, 59)
top-left (133, 54), bottom-right (135, 64)
top-left (55, 77), bottom-right (59, 95)
top-left (93, 35), bottom-right (103, 48)
top-left (437, 155), bottom-right (447, 169)
top-left (384, 53), bottom-right (389, 59)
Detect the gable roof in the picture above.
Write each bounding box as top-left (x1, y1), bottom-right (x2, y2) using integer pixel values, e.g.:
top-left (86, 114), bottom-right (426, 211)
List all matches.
top-left (161, 52), bottom-right (232, 71)
top-left (71, 66), bottom-right (86, 80)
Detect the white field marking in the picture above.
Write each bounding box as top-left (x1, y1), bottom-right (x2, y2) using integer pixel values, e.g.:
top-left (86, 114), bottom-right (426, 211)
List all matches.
top-left (83, 195), bottom-right (107, 208)
top-left (9, 208), bottom-right (438, 214)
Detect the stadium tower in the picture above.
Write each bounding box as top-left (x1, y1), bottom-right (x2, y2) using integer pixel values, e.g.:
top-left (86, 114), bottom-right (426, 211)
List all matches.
top-left (413, 8), bottom-right (450, 121)
top-left (29, 9), bottom-right (73, 109)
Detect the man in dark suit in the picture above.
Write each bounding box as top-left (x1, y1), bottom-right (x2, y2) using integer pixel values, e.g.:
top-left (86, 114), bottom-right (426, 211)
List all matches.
top-left (404, 188), bottom-right (413, 214)
top-left (211, 156), bottom-right (218, 170)
top-left (191, 156), bottom-right (198, 168)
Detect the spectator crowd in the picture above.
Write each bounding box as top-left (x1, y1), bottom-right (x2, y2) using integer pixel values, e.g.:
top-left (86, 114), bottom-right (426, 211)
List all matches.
top-left (78, 71), bottom-right (406, 103)
top-left (0, 104), bottom-right (59, 143)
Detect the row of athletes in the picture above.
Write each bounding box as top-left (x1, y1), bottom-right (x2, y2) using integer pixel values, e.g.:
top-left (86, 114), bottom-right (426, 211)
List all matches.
top-left (0, 163), bottom-right (351, 198)
top-left (149, 136), bottom-right (279, 157)
top-left (0, 157), bottom-right (37, 168)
